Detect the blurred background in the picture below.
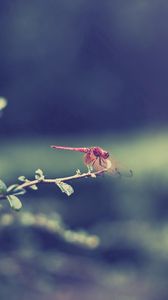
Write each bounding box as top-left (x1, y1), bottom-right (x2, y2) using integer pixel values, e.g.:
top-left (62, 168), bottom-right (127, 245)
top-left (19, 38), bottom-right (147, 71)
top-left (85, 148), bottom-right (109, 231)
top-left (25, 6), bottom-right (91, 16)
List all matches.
top-left (0, 0), bottom-right (168, 299)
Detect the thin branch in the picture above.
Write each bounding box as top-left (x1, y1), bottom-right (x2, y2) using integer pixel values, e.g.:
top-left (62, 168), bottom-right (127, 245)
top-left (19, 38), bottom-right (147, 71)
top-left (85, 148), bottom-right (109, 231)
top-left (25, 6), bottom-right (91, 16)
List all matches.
top-left (16, 170), bottom-right (107, 191)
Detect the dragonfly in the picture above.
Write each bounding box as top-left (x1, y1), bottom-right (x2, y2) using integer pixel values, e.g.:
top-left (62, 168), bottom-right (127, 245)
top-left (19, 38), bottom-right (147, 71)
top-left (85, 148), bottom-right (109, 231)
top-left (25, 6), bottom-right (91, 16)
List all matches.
top-left (51, 145), bottom-right (133, 177)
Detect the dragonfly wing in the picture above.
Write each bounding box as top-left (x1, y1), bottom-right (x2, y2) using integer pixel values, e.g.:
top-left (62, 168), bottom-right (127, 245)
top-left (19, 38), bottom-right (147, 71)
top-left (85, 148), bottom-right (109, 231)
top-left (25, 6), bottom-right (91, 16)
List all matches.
top-left (95, 157), bottom-right (111, 171)
top-left (84, 153), bottom-right (112, 172)
top-left (83, 153), bottom-right (101, 171)
top-left (87, 157), bottom-right (111, 172)
top-left (108, 157), bottom-right (133, 177)
top-left (84, 152), bottom-right (96, 165)
top-left (84, 151), bottom-right (133, 176)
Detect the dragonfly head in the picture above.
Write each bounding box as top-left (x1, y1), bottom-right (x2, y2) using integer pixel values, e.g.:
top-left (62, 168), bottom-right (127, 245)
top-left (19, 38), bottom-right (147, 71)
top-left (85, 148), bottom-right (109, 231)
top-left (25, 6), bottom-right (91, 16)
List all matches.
top-left (102, 151), bottom-right (109, 159)
top-left (92, 147), bottom-right (109, 159)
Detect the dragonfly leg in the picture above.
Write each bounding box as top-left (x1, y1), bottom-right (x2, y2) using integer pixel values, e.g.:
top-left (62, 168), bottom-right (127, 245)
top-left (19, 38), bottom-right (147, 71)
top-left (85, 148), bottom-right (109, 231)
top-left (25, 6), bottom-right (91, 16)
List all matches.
top-left (87, 165), bottom-right (93, 173)
top-left (87, 158), bottom-right (97, 173)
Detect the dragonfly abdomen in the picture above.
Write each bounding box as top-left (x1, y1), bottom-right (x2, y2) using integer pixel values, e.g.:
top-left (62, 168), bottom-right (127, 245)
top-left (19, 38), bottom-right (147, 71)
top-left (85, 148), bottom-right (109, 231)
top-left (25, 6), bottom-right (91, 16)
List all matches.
top-left (51, 145), bottom-right (89, 153)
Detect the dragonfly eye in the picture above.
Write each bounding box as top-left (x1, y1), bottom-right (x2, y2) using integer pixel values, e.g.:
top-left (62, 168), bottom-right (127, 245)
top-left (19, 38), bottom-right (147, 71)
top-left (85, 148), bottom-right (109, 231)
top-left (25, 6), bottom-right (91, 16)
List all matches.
top-left (103, 152), bottom-right (109, 159)
top-left (93, 148), bottom-right (101, 157)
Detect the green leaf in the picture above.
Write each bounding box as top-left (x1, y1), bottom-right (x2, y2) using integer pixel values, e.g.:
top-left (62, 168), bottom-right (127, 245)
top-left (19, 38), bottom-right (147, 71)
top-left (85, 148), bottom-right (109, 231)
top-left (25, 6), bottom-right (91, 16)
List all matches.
top-left (0, 179), bottom-right (7, 195)
top-left (56, 181), bottom-right (74, 196)
top-left (7, 195), bottom-right (22, 211)
top-left (18, 176), bottom-right (27, 182)
top-left (0, 97), bottom-right (7, 110)
top-left (18, 176), bottom-right (38, 190)
top-left (7, 184), bottom-right (19, 192)
top-left (7, 184), bottom-right (26, 196)
top-left (76, 169), bottom-right (81, 175)
top-left (29, 184), bottom-right (38, 190)
top-left (35, 169), bottom-right (44, 180)
top-left (13, 189), bottom-right (26, 196)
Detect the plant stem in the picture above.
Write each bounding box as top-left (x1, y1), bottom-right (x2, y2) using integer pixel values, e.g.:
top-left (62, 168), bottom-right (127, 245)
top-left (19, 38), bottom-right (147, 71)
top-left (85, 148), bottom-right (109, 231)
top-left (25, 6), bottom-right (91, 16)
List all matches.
top-left (16, 170), bottom-right (106, 191)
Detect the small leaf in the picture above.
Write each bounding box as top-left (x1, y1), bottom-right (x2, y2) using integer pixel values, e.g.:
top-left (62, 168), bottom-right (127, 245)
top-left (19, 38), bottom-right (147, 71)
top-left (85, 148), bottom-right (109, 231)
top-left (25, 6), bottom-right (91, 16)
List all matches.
top-left (7, 184), bottom-right (26, 196)
top-left (7, 195), bottom-right (22, 211)
top-left (76, 169), bottom-right (81, 175)
top-left (0, 97), bottom-right (7, 110)
top-left (13, 189), bottom-right (26, 196)
top-left (0, 179), bottom-right (7, 195)
top-left (56, 181), bottom-right (74, 196)
top-left (7, 184), bottom-right (19, 192)
top-left (18, 176), bottom-right (38, 190)
top-left (29, 184), bottom-right (38, 190)
top-left (35, 169), bottom-right (44, 180)
top-left (18, 176), bottom-right (26, 182)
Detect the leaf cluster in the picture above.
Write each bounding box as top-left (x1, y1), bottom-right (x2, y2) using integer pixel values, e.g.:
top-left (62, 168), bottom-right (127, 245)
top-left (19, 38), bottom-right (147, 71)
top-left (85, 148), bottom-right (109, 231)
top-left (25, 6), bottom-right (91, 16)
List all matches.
top-left (0, 168), bottom-right (75, 211)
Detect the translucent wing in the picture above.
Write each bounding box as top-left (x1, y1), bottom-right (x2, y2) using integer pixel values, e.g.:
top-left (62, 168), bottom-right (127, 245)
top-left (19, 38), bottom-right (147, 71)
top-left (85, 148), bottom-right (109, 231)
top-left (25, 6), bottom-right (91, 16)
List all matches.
top-left (108, 156), bottom-right (133, 177)
top-left (84, 153), bottom-right (112, 172)
top-left (84, 151), bottom-right (133, 177)
top-left (93, 157), bottom-right (112, 172)
top-left (84, 152), bottom-right (95, 165)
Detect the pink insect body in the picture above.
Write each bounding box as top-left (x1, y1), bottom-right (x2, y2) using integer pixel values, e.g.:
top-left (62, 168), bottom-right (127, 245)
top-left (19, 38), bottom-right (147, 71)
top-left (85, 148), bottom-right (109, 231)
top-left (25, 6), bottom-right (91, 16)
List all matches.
top-left (51, 145), bottom-right (132, 176)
